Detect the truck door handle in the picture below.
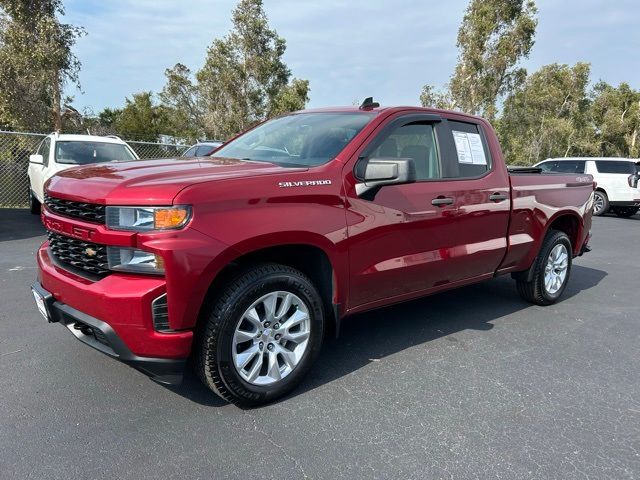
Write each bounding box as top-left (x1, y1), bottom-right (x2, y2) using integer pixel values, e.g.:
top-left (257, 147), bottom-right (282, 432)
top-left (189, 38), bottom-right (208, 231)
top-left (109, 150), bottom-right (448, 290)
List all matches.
top-left (489, 193), bottom-right (508, 202)
top-left (431, 197), bottom-right (454, 206)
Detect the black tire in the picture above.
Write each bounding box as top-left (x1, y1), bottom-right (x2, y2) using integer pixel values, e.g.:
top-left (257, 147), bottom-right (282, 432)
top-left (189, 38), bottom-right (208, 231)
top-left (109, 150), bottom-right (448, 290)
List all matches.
top-left (516, 230), bottom-right (572, 306)
top-left (29, 188), bottom-right (41, 215)
top-left (196, 263), bottom-right (325, 407)
top-left (592, 190), bottom-right (609, 216)
top-left (612, 207), bottom-right (639, 218)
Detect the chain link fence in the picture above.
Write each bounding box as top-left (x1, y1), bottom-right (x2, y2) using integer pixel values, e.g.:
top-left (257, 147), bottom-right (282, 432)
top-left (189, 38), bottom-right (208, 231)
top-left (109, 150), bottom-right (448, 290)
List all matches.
top-left (0, 130), bottom-right (189, 208)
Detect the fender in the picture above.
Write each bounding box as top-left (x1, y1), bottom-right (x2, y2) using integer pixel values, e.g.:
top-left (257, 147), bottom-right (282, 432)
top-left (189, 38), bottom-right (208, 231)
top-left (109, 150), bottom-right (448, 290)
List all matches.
top-left (188, 230), bottom-right (348, 332)
top-left (512, 209), bottom-right (586, 283)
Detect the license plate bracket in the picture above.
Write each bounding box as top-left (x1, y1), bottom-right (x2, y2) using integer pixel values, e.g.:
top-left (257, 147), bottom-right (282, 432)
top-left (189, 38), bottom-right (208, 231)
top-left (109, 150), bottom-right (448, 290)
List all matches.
top-left (31, 286), bottom-right (53, 322)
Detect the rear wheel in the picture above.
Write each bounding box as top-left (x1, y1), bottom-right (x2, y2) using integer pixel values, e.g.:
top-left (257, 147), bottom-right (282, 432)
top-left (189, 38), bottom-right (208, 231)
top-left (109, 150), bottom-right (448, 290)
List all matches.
top-left (29, 188), bottom-right (40, 214)
top-left (592, 190), bottom-right (609, 216)
top-left (516, 230), bottom-right (572, 306)
top-left (612, 207), bottom-right (639, 218)
top-left (196, 263), bottom-right (325, 407)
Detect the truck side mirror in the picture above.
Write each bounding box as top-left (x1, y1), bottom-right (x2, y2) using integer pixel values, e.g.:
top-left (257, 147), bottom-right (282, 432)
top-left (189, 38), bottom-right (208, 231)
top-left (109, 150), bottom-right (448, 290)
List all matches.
top-left (29, 154), bottom-right (44, 165)
top-left (355, 157), bottom-right (416, 197)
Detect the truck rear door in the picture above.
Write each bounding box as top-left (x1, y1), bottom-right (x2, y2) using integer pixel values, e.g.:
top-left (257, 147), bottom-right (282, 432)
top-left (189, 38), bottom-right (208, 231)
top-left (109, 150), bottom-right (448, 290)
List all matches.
top-left (436, 118), bottom-right (511, 282)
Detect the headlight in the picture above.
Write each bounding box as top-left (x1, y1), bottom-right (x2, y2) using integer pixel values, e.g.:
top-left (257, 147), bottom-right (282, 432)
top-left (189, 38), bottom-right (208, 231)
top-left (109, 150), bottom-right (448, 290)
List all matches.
top-left (106, 206), bottom-right (191, 231)
top-left (107, 247), bottom-right (164, 275)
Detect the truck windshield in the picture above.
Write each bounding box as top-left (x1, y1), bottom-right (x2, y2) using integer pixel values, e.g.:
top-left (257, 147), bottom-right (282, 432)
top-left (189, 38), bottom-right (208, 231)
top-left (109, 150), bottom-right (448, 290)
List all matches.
top-left (55, 141), bottom-right (137, 165)
top-left (212, 112), bottom-right (374, 167)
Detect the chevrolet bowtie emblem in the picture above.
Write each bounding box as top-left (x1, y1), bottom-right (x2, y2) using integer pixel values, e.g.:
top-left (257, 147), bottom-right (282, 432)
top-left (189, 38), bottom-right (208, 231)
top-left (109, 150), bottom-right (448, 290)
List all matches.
top-left (84, 247), bottom-right (97, 257)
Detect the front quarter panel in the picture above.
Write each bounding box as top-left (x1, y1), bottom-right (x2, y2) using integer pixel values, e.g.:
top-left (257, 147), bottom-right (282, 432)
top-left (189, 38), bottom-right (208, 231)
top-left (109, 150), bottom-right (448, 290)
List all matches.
top-left (172, 163), bottom-right (350, 313)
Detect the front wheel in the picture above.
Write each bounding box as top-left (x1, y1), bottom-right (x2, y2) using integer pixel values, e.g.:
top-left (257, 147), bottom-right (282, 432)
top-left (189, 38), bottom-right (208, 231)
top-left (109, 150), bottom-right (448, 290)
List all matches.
top-left (516, 230), bottom-right (572, 306)
top-left (196, 263), bottom-right (325, 407)
top-left (29, 188), bottom-right (41, 214)
top-left (613, 207), bottom-right (639, 218)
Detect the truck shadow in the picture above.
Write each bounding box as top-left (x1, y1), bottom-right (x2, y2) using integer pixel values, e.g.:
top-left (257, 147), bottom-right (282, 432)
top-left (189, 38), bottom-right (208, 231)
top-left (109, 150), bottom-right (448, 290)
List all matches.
top-left (0, 209), bottom-right (45, 241)
top-left (167, 264), bottom-right (606, 408)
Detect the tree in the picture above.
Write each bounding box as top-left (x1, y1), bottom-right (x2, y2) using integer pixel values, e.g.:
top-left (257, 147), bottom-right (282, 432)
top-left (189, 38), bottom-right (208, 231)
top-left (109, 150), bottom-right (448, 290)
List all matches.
top-left (498, 63), bottom-right (592, 165)
top-left (114, 92), bottom-right (171, 142)
top-left (195, 0), bottom-right (309, 139)
top-left (421, 0), bottom-right (537, 120)
top-left (159, 63), bottom-right (204, 142)
top-left (0, 0), bottom-right (84, 131)
top-left (589, 82), bottom-right (640, 158)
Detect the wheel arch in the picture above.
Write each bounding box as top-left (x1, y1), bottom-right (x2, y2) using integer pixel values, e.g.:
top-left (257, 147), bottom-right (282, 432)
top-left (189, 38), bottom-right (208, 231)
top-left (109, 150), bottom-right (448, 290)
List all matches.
top-left (546, 213), bottom-right (582, 256)
top-left (512, 211), bottom-right (583, 283)
top-left (196, 236), bottom-right (344, 338)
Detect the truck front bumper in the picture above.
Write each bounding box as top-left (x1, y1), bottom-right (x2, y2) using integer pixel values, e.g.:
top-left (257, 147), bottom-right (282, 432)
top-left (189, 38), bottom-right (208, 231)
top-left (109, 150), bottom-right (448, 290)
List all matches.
top-left (35, 244), bottom-right (192, 384)
top-left (31, 281), bottom-right (186, 385)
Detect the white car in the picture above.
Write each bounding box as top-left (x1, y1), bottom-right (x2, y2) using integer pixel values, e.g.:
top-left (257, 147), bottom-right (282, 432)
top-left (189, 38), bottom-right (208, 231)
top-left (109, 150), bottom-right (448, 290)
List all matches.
top-left (27, 133), bottom-right (139, 214)
top-left (535, 157), bottom-right (640, 217)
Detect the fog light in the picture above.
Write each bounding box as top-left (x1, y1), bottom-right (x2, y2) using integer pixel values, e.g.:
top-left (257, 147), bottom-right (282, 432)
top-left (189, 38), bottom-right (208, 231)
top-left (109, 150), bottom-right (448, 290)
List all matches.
top-left (107, 247), bottom-right (164, 275)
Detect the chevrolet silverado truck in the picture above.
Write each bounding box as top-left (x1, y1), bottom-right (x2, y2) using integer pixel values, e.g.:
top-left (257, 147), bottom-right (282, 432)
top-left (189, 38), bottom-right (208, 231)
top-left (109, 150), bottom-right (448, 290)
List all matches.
top-left (32, 102), bottom-right (594, 407)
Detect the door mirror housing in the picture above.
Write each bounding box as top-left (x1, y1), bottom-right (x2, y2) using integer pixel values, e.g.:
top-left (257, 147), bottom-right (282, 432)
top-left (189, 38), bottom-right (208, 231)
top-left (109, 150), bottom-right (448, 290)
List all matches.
top-left (29, 154), bottom-right (44, 165)
top-left (355, 157), bottom-right (416, 197)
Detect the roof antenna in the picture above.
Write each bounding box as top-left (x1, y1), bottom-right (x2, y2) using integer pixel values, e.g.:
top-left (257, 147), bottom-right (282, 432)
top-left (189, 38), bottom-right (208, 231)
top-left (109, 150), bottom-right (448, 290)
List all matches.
top-left (359, 97), bottom-right (380, 110)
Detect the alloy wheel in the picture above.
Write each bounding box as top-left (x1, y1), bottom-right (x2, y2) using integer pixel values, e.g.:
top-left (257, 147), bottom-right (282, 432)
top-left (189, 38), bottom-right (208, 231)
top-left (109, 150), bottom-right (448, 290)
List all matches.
top-left (544, 244), bottom-right (569, 295)
top-left (232, 291), bottom-right (311, 386)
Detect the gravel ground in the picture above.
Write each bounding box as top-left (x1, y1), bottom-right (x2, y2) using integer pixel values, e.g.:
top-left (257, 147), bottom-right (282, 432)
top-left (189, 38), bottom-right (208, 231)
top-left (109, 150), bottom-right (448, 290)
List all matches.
top-left (1, 209), bottom-right (638, 480)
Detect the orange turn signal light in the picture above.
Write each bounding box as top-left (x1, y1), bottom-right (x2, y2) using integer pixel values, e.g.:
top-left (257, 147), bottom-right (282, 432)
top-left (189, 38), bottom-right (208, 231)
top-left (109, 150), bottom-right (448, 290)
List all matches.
top-left (154, 207), bottom-right (190, 229)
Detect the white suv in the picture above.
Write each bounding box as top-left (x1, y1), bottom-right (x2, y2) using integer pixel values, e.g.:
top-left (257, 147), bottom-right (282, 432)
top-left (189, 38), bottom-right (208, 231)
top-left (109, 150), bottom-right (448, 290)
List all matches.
top-left (27, 133), bottom-right (139, 213)
top-left (536, 157), bottom-right (640, 217)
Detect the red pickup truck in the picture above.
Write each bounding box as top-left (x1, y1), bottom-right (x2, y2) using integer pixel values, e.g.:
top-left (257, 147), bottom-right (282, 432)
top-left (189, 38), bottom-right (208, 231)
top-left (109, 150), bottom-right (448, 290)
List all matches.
top-left (32, 104), bottom-right (594, 406)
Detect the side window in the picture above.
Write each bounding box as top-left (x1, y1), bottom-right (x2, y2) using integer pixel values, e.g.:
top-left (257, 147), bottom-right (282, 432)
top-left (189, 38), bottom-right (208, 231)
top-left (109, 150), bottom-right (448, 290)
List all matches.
top-left (595, 161), bottom-right (634, 174)
top-left (41, 138), bottom-right (51, 167)
top-left (553, 161), bottom-right (586, 174)
top-left (371, 123), bottom-right (440, 180)
top-left (196, 145), bottom-right (213, 156)
top-left (183, 146), bottom-right (197, 157)
top-left (448, 120), bottom-right (491, 178)
top-left (538, 161), bottom-right (556, 172)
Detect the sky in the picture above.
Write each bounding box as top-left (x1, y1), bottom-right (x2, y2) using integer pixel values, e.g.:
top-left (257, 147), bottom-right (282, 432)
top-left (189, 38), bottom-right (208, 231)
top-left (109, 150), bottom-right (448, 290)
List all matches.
top-left (64, 0), bottom-right (640, 114)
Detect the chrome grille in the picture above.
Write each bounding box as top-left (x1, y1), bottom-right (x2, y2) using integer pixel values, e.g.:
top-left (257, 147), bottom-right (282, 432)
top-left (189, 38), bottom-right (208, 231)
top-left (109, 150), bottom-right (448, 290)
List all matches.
top-left (48, 232), bottom-right (110, 277)
top-left (44, 193), bottom-right (106, 224)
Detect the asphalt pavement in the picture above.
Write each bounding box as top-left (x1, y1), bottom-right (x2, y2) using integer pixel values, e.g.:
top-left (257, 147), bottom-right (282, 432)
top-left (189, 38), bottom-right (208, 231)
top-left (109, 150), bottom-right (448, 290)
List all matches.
top-left (1, 209), bottom-right (638, 479)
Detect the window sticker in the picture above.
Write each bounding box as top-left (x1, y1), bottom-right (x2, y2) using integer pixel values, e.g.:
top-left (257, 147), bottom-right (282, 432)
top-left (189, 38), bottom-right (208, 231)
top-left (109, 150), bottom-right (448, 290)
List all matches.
top-left (452, 131), bottom-right (487, 165)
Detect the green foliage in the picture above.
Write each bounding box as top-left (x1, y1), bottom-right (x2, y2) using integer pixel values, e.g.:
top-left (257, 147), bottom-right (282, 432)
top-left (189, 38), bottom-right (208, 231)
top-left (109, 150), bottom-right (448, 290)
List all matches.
top-left (589, 82), bottom-right (640, 158)
top-left (498, 63), bottom-right (640, 164)
top-left (113, 92), bottom-right (171, 142)
top-left (422, 0), bottom-right (639, 164)
top-left (498, 63), bottom-right (592, 164)
top-left (421, 0), bottom-right (537, 120)
top-left (0, 0), bottom-right (84, 131)
top-left (160, 0), bottom-right (309, 140)
top-left (270, 78), bottom-right (310, 117)
top-left (159, 63), bottom-right (203, 143)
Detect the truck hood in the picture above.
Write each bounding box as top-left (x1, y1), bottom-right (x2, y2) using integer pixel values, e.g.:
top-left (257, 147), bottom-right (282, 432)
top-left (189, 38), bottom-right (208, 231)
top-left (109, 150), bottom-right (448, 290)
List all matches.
top-left (46, 157), bottom-right (306, 204)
